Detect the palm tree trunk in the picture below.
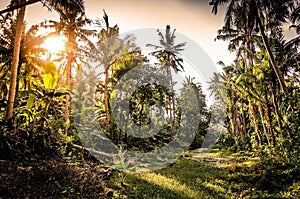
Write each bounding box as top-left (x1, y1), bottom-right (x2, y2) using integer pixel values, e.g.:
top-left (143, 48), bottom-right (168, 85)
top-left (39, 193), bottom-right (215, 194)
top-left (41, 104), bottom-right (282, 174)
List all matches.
top-left (6, 4), bottom-right (26, 124)
top-left (15, 61), bottom-right (23, 107)
top-left (65, 32), bottom-right (75, 132)
top-left (165, 66), bottom-right (175, 131)
top-left (265, 101), bottom-right (276, 146)
top-left (254, 1), bottom-right (287, 95)
top-left (237, 114), bottom-right (245, 146)
top-left (250, 103), bottom-right (261, 146)
top-left (104, 67), bottom-right (110, 134)
top-left (270, 86), bottom-right (282, 131)
top-left (258, 104), bottom-right (270, 145)
top-left (139, 102), bottom-right (144, 134)
top-left (168, 67), bottom-right (176, 131)
top-left (241, 107), bottom-right (246, 145)
top-left (65, 50), bottom-right (73, 113)
top-left (228, 100), bottom-right (236, 137)
top-left (229, 112), bottom-right (236, 137)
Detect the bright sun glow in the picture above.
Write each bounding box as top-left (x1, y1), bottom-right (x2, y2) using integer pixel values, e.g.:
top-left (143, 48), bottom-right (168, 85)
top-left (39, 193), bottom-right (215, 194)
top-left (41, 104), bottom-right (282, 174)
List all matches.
top-left (42, 36), bottom-right (65, 53)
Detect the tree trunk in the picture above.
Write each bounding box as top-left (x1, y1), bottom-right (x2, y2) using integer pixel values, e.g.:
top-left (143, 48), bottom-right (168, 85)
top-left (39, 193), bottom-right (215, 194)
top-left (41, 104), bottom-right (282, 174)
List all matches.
top-left (168, 67), bottom-right (176, 131)
top-left (250, 103), bottom-right (261, 146)
top-left (237, 114), bottom-right (245, 146)
top-left (65, 32), bottom-right (75, 133)
top-left (0, 0), bottom-right (39, 15)
top-left (254, 1), bottom-right (288, 95)
top-left (15, 60), bottom-right (23, 107)
top-left (228, 100), bottom-right (236, 137)
top-left (104, 67), bottom-right (110, 134)
top-left (270, 85), bottom-right (282, 131)
top-left (265, 101), bottom-right (276, 146)
top-left (6, 4), bottom-right (26, 124)
top-left (66, 56), bottom-right (72, 89)
top-left (138, 102), bottom-right (144, 136)
top-left (241, 107), bottom-right (247, 145)
top-left (229, 112), bottom-right (236, 137)
top-left (258, 104), bottom-right (270, 145)
top-left (64, 51), bottom-right (73, 135)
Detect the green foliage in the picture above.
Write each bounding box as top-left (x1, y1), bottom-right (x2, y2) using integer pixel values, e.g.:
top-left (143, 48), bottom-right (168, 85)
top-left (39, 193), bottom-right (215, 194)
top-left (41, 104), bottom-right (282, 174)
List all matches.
top-left (146, 25), bottom-right (186, 72)
top-left (215, 133), bottom-right (235, 150)
top-left (184, 77), bottom-right (209, 150)
top-left (43, 62), bottom-right (58, 89)
top-left (209, 0), bottom-right (300, 188)
top-left (0, 75), bottom-right (76, 160)
top-left (260, 89), bottom-right (300, 184)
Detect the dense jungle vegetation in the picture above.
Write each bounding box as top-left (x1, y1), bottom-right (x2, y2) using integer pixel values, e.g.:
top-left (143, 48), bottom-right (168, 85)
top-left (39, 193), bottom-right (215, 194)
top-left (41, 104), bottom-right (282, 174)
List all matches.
top-left (0, 0), bottom-right (299, 198)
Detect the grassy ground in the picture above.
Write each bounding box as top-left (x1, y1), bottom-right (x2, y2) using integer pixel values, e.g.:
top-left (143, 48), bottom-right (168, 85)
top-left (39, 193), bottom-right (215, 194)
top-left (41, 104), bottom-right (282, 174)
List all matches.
top-left (109, 149), bottom-right (300, 199)
top-left (0, 149), bottom-right (298, 198)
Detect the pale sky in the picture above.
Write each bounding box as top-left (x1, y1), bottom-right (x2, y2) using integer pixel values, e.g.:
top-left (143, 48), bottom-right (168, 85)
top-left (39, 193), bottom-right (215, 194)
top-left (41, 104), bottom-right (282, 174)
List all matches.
top-left (0, 0), bottom-right (235, 67)
top-left (0, 0), bottom-right (297, 104)
top-left (1, 0), bottom-right (297, 68)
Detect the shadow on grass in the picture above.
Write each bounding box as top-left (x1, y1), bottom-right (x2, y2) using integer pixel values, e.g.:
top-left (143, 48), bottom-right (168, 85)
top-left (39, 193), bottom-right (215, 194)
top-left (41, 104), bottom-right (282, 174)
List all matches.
top-left (111, 155), bottom-right (299, 199)
top-left (111, 158), bottom-right (231, 199)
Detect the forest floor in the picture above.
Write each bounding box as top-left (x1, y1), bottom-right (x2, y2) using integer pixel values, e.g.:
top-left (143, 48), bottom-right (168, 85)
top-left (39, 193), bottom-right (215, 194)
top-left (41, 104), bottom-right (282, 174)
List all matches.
top-left (109, 149), bottom-right (299, 199)
top-left (0, 149), bottom-right (299, 198)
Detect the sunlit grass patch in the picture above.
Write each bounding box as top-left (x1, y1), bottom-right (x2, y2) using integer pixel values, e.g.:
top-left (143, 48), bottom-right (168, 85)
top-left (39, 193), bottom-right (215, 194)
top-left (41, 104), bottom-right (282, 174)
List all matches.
top-left (110, 157), bottom-right (230, 198)
top-left (240, 158), bottom-right (259, 167)
top-left (109, 150), bottom-right (299, 199)
top-left (202, 179), bottom-right (227, 194)
top-left (137, 173), bottom-right (199, 198)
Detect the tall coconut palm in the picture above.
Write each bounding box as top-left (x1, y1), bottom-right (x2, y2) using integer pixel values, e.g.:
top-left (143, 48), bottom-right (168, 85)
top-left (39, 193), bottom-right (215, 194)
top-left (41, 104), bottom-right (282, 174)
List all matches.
top-left (4, 0), bottom-right (85, 124)
top-left (210, 0), bottom-right (296, 95)
top-left (95, 11), bottom-right (120, 134)
top-left (0, 14), bottom-right (47, 102)
top-left (89, 10), bottom-right (143, 134)
top-left (5, 2), bottom-right (25, 125)
top-left (147, 25), bottom-right (186, 131)
top-left (42, 3), bottom-right (94, 122)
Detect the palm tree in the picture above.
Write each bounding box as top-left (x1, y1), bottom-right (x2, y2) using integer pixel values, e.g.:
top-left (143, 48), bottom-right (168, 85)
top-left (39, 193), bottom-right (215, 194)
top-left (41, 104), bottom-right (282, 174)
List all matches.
top-left (209, 0), bottom-right (300, 147)
top-left (42, 2), bottom-right (94, 121)
top-left (210, 0), bottom-right (296, 95)
top-left (6, 1), bottom-right (25, 125)
top-left (147, 25), bottom-right (186, 131)
top-left (96, 11), bottom-right (120, 134)
top-left (0, 14), bottom-right (47, 101)
top-left (19, 25), bottom-right (46, 89)
top-left (88, 11), bottom-right (144, 134)
top-left (4, 0), bottom-right (85, 124)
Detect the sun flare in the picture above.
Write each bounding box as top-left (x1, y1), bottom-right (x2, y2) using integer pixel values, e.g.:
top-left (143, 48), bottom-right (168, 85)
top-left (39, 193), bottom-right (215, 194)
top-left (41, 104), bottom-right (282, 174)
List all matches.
top-left (42, 36), bottom-right (65, 53)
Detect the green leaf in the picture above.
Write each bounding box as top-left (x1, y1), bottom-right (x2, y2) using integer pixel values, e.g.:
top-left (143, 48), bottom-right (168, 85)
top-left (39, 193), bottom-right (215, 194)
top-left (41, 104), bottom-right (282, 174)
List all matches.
top-left (110, 89), bottom-right (117, 108)
top-left (235, 75), bottom-right (242, 84)
top-left (64, 119), bottom-right (71, 129)
top-left (26, 94), bottom-right (36, 110)
top-left (41, 98), bottom-right (50, 109)
top-left (253, 66), bottom-right (264, 80)
top-left (283, 115), bottom-right (288, 124)
top-left (44, 62), bottom-right (58, 89)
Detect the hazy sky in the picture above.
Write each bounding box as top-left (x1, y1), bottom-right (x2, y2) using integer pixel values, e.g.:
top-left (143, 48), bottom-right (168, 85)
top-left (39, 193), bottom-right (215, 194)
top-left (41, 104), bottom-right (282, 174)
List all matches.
top-left (1, 0), bottom-right (297, 105)
top-left (1, 0), bottom-right (297, 67)
top-left (0, 0), bottom-right (235, 67)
